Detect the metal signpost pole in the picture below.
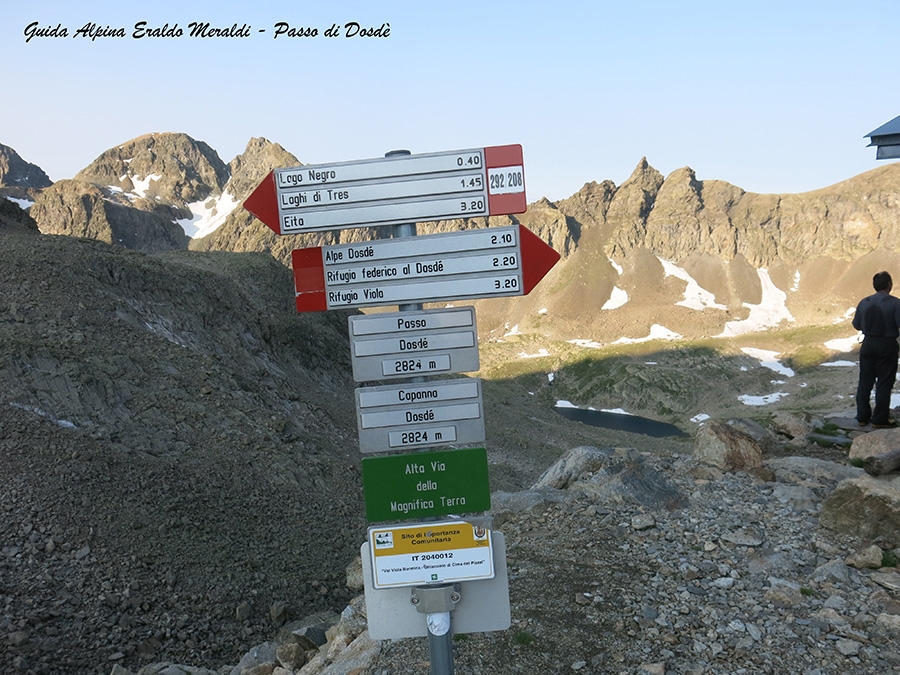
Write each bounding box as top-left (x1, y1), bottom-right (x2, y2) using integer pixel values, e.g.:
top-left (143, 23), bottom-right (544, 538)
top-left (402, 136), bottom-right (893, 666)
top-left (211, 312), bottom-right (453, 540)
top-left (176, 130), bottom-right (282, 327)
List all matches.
top-left (244, 144), bottom-right (549, 673)
top-left (385, 149), bottom-right (422, 314)
top-left (384, 149), bottom-right (453, 675)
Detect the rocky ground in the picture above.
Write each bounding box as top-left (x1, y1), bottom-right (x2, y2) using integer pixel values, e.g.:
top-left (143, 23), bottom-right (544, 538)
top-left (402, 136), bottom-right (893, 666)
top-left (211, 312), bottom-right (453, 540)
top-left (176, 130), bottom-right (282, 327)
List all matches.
top-left (88, 432), bottom-right (900, 675)
top-left (362, 446), bottom-right (900, 675)
top-left (0, 231), bottom-right (368, 674)
top-left (3, 228), bottom-right (900, 675)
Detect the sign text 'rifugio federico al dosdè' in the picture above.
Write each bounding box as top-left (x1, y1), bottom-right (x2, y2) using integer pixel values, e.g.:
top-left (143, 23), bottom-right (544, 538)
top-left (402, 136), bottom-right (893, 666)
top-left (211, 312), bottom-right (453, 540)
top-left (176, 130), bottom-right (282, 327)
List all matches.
top-left (290, 224), bottom-right (559, 312)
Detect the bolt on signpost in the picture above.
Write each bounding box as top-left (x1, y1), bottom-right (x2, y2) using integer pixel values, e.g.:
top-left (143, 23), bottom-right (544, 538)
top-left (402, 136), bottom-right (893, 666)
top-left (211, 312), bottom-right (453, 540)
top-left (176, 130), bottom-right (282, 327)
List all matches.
top-left (244, 145), bottom-right (559, 674)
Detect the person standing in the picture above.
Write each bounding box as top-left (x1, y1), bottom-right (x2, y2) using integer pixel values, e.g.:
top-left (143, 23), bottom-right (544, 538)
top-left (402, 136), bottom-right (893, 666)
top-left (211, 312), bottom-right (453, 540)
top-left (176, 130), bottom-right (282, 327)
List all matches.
top-left (853, 271), bottom-right (900, 427)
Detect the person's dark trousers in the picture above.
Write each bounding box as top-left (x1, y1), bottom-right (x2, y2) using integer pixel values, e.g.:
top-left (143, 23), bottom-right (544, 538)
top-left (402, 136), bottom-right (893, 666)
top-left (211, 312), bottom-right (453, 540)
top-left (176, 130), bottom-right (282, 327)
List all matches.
top-left (857, 336), bottom-right (900, 425)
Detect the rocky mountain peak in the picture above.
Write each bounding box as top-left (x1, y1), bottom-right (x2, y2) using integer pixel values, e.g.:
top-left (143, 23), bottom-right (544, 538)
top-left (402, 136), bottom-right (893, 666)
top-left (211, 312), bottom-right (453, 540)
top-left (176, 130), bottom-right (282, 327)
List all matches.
top-left (0, 143), bottom-right (52, 198)
top-left (602, 158), bottom-right (666, 255)
top-left (74, 132), bottom-right (230, 206)
top-left (226, 137), bottom-right (300, 200)
top-left (642, 166), bottom-right (707, 259)
top-left (624, 156), bottom-right (665, 192)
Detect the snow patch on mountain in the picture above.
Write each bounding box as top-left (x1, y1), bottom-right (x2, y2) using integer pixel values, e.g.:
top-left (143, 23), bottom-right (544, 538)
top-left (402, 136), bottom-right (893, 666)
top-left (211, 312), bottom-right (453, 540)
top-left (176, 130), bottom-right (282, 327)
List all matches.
top-left (519, 348), bottom-right (550, 359)
top-left (825, 335), bottom-right (860, 352)
top-left (739, 392), bottom-right (789, 406)
top-left (613, 324), bottom-right (682, 344)
top-left (717, 269), bottom-right (794, 337)
top-left (568, 339), bottom-right (604, 349)
top-left (602, 287), bottom-right (629, 310)
top-left (602, 258), bottom-right (629, 309)
top-left (832, 308), bottom-right (856, 325)
top-left (4, 196), bottom-right (33, 209)
top-left (740, 347), bottom-right (795, 377)
top-left (177, 191), bottom-right (240, 238)
top-left (659, 258), bottom-right (726, 311)
top-left (124, 174), bottom-right (162, 199)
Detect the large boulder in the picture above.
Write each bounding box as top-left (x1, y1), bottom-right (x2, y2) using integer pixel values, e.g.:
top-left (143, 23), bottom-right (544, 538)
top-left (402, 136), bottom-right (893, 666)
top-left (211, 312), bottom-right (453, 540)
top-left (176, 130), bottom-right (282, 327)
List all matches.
top-left (770, 411), bottom-right (812, 443)
top-left (820, 474), bottom-right (900, 541)
top-left (532, 445), bottom-right (614, 489)
top-left (766, 457), bottom-right (863, 484)
top-left (569, 449), bottom-right (687, 510)
top-left (849, 427), bottom-right (900, 461)
top-left (694, 421), bottom-right (764, 471)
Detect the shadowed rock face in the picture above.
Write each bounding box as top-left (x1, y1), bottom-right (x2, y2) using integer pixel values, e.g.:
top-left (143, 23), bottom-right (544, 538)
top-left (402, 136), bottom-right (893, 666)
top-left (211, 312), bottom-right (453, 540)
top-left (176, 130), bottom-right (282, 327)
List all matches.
top-left (29, 179), bottom-right (188, 253)
top-left (0, 142), bottom-right (52, 192)
top-left (0, 197), bottom-right (39, 234)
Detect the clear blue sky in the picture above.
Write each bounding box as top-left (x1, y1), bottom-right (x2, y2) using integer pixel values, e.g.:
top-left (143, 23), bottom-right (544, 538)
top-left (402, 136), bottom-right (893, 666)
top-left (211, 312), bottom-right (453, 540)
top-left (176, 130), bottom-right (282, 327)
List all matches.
top-left (3, 1), bottom-right (898, 201)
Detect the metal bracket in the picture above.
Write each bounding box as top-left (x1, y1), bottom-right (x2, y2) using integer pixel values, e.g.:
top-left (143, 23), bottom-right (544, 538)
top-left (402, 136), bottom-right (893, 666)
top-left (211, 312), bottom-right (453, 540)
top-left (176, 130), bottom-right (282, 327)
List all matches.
top-left (409, 583), bottom-right (461, 614)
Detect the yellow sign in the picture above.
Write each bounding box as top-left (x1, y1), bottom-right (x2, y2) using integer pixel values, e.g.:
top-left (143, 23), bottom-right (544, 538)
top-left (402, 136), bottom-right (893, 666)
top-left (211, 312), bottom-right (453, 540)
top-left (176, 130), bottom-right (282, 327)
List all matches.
top-left (369, 521), bottom-right (493, 588)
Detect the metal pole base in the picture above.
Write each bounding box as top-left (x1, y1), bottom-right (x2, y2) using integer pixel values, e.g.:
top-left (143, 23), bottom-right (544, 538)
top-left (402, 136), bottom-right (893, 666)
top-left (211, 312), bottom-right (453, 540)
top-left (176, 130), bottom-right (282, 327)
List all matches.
top-left (427, 624), bottom-right (454, 675)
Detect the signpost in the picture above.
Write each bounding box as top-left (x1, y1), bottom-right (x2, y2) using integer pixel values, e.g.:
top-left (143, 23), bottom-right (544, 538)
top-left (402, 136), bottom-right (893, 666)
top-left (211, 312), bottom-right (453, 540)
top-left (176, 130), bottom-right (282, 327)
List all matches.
top-left (291, 224), bottom-right (560, 312)
top-left (348, 307), bottom-right (479, 382)
top-left (242, 145), bottom-right (527, 235)
top-left (242, 143), bottom-right (556, 674)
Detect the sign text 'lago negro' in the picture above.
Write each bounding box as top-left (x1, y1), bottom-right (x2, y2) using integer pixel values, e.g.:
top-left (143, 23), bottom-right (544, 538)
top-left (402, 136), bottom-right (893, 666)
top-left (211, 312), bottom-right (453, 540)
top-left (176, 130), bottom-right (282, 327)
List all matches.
top-left (243, 145), bottom-right (527, 235)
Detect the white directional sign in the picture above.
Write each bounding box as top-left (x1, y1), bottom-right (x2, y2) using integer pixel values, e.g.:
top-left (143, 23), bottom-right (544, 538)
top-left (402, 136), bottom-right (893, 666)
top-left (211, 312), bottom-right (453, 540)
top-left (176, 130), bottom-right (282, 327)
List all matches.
top-left (348, 307), bottom-right (479, 382)
top-left (292, 224), bottom-right (559, 312)
top-left (355, 378), bottom-right (484, 454)
top-left (243, 145), bottom-right (527, 235)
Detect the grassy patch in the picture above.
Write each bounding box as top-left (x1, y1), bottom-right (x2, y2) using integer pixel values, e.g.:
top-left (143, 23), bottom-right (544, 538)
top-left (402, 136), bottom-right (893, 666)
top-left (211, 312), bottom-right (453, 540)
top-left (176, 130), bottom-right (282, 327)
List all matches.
top-left (814, 422), bottom-right (841, 435)
top-left (883, 550), bottom-right (899, 568)
top-left (512, 630), bottom-right (535, 646)
top-left (785, 345), bottom-right (830, 372)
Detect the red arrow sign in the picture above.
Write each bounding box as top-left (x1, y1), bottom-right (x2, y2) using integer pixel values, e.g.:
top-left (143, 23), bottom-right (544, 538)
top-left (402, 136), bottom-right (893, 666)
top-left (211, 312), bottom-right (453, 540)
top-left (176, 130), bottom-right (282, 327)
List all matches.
top-left (242, 171), bottom-right (279, 232)
top-left (243, 145), bottom-right (527, 235)
top-left (518, 224), bottom-right (559, 295)
top-left (290, 224), bottom-right (559, 312)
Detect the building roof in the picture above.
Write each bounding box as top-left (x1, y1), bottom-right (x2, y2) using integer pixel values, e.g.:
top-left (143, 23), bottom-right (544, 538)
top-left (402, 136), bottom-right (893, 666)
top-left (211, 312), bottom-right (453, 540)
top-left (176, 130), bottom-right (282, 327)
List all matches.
top-left (865, 114), bottom-right (900, 140)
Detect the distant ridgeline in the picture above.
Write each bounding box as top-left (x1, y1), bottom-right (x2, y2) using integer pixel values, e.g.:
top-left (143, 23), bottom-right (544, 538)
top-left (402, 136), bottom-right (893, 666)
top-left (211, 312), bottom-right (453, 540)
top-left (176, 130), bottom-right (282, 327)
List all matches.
top-left (3, 133), bottom-right (900, 342)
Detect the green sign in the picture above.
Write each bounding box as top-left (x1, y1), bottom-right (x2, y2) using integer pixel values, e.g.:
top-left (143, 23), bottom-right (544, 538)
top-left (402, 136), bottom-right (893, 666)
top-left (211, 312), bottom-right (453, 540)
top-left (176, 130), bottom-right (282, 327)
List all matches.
top-left (361, 447), bottom-right (491, 522)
